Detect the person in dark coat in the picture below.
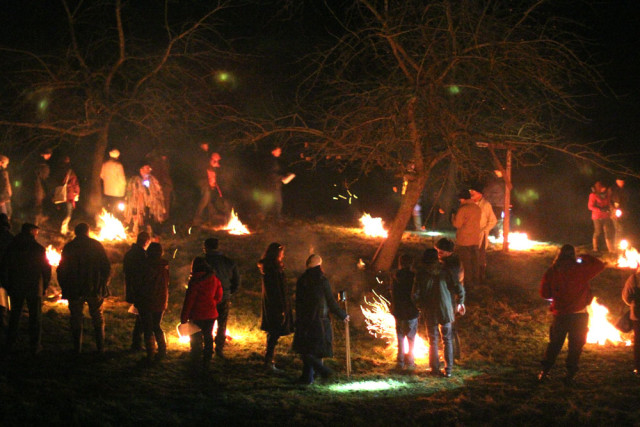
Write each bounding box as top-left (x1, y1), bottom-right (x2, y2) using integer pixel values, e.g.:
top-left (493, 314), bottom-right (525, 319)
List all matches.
top-left (258, 242), bottom-right (294, 371)
top-left (136, 242), bottom-right (169, 363)
top-left (391, 253), bottom-right (419, 369)
top-left (435, 237), bottom-right (464, 359)
top-left (0, 213), bottom-right (13, 343)
top-left (1, 223), bottom-right (51, 354)
top-left (123, 231), bottom-right (151, 351)
top-left (412, 248), bottom-right (466, 378)
top-left (622, 268), bottom-right (640, 376)
top-left (538, 244), bottom-right (605, 384)
top-left (203, 237), bottom-right (240, 359)
top-left (180, 256), bottom-right (223, 369)
top-left (292, 254), bottom-right (348, 384)
top-left (34, 148), bottom-right (52, 226)
top-left (57, 223), bottom-right (111, 353)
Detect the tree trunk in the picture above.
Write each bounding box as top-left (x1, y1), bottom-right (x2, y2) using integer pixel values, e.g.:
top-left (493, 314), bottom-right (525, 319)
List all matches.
top-left (371, 173), bottom-right (428, 272)
top-left (85, 126), bottom-right (109, 219)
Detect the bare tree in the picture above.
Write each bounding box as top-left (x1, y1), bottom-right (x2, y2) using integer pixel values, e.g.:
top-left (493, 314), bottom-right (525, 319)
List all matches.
top-left (0, 0), bottom-right (240, 217)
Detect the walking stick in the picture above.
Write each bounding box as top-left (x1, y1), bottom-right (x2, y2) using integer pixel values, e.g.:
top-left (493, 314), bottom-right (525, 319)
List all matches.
top-left (338, 290), bottom-right (351, 377)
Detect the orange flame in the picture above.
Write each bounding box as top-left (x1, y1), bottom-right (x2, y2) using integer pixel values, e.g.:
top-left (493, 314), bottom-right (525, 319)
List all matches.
top-left (587, 298), bottom-right (632, 346)
top-left (360, 291), bottom-right (428, 360)
top-left (488, 230), bottom-right (543, 251)
top-left (617, 240), bottom-right (640, 269)
top-left (359, 213), bottom-right (388, 238)
top-left (222, 209), bottom-right (250, 235)
top-left (46, 245), bottom-right (61, 267)
top-left (90, 209), bottom-right (128, 241)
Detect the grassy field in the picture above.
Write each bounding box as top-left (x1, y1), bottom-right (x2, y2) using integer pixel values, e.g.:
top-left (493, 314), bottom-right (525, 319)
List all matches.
top-left (0, 220), bottom-right (638, 426)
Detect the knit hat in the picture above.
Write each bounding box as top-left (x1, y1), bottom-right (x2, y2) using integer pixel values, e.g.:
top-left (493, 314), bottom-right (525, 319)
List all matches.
top-left (306, 254), bottom-right (322, 268)
top-left (435, 238), bottom-right (455, 253)
top-left (457, 189), bottom-right (471, 200)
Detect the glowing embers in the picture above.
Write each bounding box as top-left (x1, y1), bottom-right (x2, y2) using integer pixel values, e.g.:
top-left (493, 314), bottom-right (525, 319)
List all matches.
top-left (90, 209), bottom-right (128, 241)
top-left (360, 291), bottom-right (428, 360)
top-left (488, 230), bottom-right (543, 250)
top-left (46, 245), bottom-right (61, 267)
top-left (326, 379), bottom-right (411, 392)
top-left (222, 209), bottom-right (250, 235)
top-left (617, 240), bottom-right (640, 269)
top-left (359, 213), bottom-right (388, 238)
top-left (587, 298), bottom-right (632, 346)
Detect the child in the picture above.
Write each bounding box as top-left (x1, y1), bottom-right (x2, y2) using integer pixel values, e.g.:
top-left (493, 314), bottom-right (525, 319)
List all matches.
top-left (391, 253), bottom-right (419, 369)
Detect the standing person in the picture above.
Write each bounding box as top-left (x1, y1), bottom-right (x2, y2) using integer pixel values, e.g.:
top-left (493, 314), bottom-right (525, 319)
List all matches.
top-left (180, 256), bottom-right (223, 370)
top-left (0, 155), bottom-right (13, 219)
top-left (123, 231), bottom-right (151, 351)
top-left (146, 150), bottom-right (173, 219)
top-left (391, 253), bottom-right (419, 370)
top-left (482, 170), bottom-right (506, 236)
top-left (588, 181), bottom-right (614, 253)
top-left (537, 244), bottom-right (605, 385)
top-left (292, 254), bottom-right (348, 385)
top-left (136, 242), bottom-right (168, 364)
top-left (52, 155), bottom-right (80, 236)
top-left (203, 237), bottom-right (240, 359)
top-left (265, 146), bottom-right (294, 220)
top-left (412, 248), bottom-right (466, 378)
top-left (57, 223), bottom-right (111, 353)
top-left (469, 185), bottom-right (497, 282)
top-left (124, 161), bottom-right (166, 236)
top-left (451, 189), bottom-right (482, 289)
top-left (258, 242), bottom-right (294, 371)
top-left (193, 152), bottom-right (226, 226)
top-left (0, 213), bottom-right (13, 343)
top-left (0, 223), bottom-right (51, 355)
top-left (100, 148), bottom-right (127, 215)
top-left (34, 148), bottom-right (52, 226)
top-left (622, 268), bottom-right (640, 376)
top-left (434, 238), bottom-right (465, 359)
top-left (609, 177), bottom-right (629, 251)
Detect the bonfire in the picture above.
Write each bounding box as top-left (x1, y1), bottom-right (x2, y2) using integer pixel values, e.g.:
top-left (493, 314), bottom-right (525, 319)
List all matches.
top-left (359, 213), bottom-right (388, 238)
top-left (45, 245), bottom-right (61, 267)
top-left (221, 208), bottom-right (250, 235)
top-left (617, 239), bottom-right (640, 268)
top-left (587, 298), bottom-right (632, 346)
top-left (90, 209), bottom-right (128, 241)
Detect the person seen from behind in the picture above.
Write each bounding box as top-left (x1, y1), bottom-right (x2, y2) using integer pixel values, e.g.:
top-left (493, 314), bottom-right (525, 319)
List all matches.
top-left (391, 252), bottom-right (419, 370)
top-left (622, 267), bottom-right (640, 376)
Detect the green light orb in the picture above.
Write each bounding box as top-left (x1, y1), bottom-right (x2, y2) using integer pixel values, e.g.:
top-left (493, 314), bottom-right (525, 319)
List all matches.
top-left (447, 85), bottom-right (461, 95)
top-left (14, 180), bottom-right (21, 188)
top-left (326, 380), bottom-right (409, 393)
top-left (217, 72), bottom-right (230, 82)
top-left (38, 99), bottom-right (49, 111)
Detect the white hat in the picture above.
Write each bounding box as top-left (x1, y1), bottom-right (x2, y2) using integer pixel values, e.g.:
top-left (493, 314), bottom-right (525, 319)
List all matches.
top-left (306, 254), bottom-right (322, 268)
top-left (109, 149), bottom-right (120, 159)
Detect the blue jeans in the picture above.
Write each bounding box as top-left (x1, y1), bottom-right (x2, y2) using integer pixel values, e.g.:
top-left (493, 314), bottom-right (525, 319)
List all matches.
top-left (395, 317), bottom-right (418, 365)
top-left (426, 320), bottom-right (454, 374)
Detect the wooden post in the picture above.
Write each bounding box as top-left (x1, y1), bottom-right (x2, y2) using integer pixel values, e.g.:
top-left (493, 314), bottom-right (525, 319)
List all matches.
top-left (503, 148), bottom-right (512, 253)
top-left (339, 290), bottom-right (352, 377)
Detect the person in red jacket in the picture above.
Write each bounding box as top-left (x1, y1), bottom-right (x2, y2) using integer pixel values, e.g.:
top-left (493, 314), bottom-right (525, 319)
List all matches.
top-left (587, 181), bottom-right (614, 253)
top-left (180, 256), bottom-right (223, 369)
top-left (538, 244), bottom-right (605, 384)
top-left (136, 242), bottom-right (169, 364)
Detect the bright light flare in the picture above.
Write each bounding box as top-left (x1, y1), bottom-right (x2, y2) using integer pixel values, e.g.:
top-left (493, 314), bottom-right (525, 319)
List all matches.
top-left (222, 209), bottom-right (250, 235)
top-left (359, 213), bottom-right (388, 238)
top-left (587, 298), bottom-right (632, 346)
top-left (117, 202), bottom-right (125, 212)
top-left (488, 230), bottom-right (543, 251)
top-left (617, 240), bottom-right (640, 268)
top-left (326, 379), bottom-right (410, 392)
top-left (46, 245), bottom-right (61, 267)
top-left (360, 291), bottom-right (428, 360)
top-left (90, 209), bottom-right (128, 241)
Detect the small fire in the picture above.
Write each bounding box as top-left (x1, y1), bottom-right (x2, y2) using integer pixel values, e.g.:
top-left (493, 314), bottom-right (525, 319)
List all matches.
top-left (361, 291), bottom-right (428, 360)
top-left (587, 298), bottom-right (632, 346)
top-left (46, 245), bottom-right (61, 267)
top-left (488, 230), bottom-right (542, 251)
top-left (222, 209), bottom-right (250, 235)
top-left (91, 209), bottom-right (128, 241)
top-left (617, 240), bottom-right (640, 268)
top-left (359, 213), bottom-right (388, 238)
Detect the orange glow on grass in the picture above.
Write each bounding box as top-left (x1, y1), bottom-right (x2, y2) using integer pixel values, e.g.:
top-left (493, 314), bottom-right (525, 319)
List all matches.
top-left (359, 213), bottom-right (388, 238)
top-left (360, 291), bottom-right (428, 360)
top-left (587, 298), bottom-right (632, 346)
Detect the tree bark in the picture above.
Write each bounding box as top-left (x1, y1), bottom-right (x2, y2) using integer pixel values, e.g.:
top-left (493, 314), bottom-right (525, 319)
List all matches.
top-left (85, 125), bottom-right (109, 219)
top-left (371, 173), bottom-right (428, 272)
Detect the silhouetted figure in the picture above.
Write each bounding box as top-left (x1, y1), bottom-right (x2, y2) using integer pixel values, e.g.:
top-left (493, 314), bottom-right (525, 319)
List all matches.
top-left (33, 148), bottom-right (52, 226)
top-left (52, 155), bottom-right (80, 235)
top-left (0, 155), bottom-right (13, 219)
top-left (391, 253), bottom-right (419, 369)
top-left (123, 231), bottom-right (151, 352)
top-left (622, 269), bottom-right (640, 377)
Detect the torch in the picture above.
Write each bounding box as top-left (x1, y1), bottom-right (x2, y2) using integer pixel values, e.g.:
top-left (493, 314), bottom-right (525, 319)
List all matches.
top-left (338, 290), bottom-right (352, 377)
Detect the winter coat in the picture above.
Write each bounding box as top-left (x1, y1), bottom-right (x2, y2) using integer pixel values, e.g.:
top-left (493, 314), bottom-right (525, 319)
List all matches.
top-left (292, 266), bottom-right (347, 357)
top-left (34, 159), bottom-right (50, 204)
top-left (540, 254), bottom-right (604, 315)
top-left (259, 260), bottom-right (293, 335)
top-left (452, 201), bottom-right (482, 246)
top-left (412, 261), bottom-right (465, 325)
top-left (57, 235), bottom-right (111, 300)
top-left (391, 268), bottom-right (419, 320)
top-left (100, 159), bottom-right (126, 197)
top-left (588, 191), bottom-right (611, 220)
top-left (477, 197), bottom-right (497, 248)
top-left (205, 251), bottom-right (240, 303)
top-left (180, 271), bottom-right (223, 323)
top-left (134, 257), bottom-right (169, 313)
top-left (622, 273), bottom-right (640, 321)
top-left (124, 175), bottom-right (166, 226)
top-left (123, 243), bottom-right (147, 304)
top-left (0, 230), bottom-right (51, 298)
top-left (0, 168), bottom-right (11, 205)
top-left (51, 166), bottom-right (80, 205)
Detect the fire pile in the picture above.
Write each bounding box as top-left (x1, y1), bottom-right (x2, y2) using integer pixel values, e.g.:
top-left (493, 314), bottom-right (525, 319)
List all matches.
top-left (221, 209), bottom-right (250, 235)
top-left (617, 240), bottom-right (640, 268)
top-left (90, 209), bottom-right (128, 241)
top-left (359, 213), bottom-right (388, 238)
top-left (587, 298), bottom-right (632, 346)
top-left (46, 245), bottom-right (61, 267)
top-left (360, 291), bottom-right (429, 360)
top-left (488, 230), bottom-right (545, 251)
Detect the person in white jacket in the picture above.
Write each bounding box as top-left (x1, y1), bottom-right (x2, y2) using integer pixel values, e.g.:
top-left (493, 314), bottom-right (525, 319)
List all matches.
top-left (100, 149), bottom-right (127, 215)
top-left (469, 185), bottom-right (497, 282)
